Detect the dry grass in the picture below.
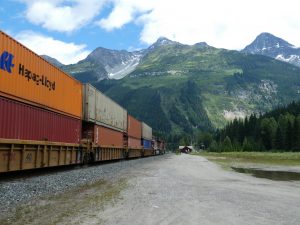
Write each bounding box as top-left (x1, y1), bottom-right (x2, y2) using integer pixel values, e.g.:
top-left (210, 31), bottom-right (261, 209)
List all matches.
top-left (193, 151), bottom-right (300, 168)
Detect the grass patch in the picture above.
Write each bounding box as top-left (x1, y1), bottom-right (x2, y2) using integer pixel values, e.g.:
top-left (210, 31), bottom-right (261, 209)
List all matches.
top-left (193, 151), bottom-right (300, 167)
top-left (0, 178), bottom-right (128, 225)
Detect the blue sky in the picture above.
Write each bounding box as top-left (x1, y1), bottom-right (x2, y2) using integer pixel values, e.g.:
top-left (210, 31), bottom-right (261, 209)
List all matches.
top-left (1, 0), bottom-right (299, 64)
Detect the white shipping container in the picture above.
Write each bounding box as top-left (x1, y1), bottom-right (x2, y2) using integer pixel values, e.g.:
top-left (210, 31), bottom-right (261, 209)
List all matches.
top-left (83, 84), bottom-right (127, 132)
top-left (142, 122), bottom-right (152, 140)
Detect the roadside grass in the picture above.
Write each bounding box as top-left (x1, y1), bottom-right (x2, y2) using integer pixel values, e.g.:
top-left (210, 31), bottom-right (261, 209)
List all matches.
top-left (192, 151), bottom-right (300, 167)
top-left (0, 178), bottom-right (127, 225)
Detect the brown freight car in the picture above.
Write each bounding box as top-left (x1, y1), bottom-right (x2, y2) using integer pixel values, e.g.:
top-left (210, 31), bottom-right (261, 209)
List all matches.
top-left (127, 115), bottom-right (143, 158)
top-left (82, 123), bottom-right (126, 162)
top-left (0, 139), bottom-right (81, 173)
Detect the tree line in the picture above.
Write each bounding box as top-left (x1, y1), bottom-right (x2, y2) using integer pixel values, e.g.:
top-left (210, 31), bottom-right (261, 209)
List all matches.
top-left (209, 101), bottom-right (300, 152)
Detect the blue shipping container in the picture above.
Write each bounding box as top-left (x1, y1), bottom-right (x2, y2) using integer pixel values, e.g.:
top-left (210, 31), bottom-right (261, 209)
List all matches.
top-left (142, 139), bottom-right (152, 149)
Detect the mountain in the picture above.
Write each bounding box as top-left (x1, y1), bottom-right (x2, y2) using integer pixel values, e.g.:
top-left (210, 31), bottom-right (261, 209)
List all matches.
top-left (242, 32), bottom-right (300, 67)
top-left (147, 37), bottom-right (180, 51)
top-left (45, 36), bottom-right (300, 136)
top-left (95, 42), bottom-right (300, 135)
top-left (62, 47), bottom-right (143, 82)
top-left (41, 55), bottom-right (64, 67)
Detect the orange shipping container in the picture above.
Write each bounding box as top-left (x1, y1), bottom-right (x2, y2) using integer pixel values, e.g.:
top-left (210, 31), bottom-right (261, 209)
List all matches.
top-left (0, 31), bottom-right (82, 118)
top-left (127, 115), bottom-right (142, 139)
top-left (128, 137), bottom-right (142, 149)
top-left (83, 123), bottom-right (124, 147)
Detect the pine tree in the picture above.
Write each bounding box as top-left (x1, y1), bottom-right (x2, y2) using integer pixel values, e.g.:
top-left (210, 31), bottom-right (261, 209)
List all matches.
top-left (209, 140), bottom-right (219, 152)
top-left (242, 137), bottom-right (249, 151)
top-left (293, 115), bottom-right (300, 151)
top-left (286, 120), bottom-right (293, 150)
top-left (222, 136), bottom-right (233, 152)
top-left (275, 126), bottom-right (284, 150)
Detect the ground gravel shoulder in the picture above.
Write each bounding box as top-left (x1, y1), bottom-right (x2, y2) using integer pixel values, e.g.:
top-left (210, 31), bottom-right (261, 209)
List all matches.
top-left (0, 156), bottom-right (161, 219)
top-left (1, 154), bottom-right (300, 225)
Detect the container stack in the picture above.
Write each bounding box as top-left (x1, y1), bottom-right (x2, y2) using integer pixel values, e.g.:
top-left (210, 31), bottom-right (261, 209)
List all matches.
top-left (82, 83), bottom-right (127, 147)
top-left (127, 115), bottom-right (142, 149)
top-left (0, 31), bottom-right (82, 144)
top-left (142, 122), bottom-right (153, 156)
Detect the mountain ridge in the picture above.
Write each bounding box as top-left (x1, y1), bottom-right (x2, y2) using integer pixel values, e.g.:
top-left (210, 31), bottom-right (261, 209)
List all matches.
top-left (242, 32), bottom-right (300, 67)
top-left (43, 32), bottom-right (300, 82)
top-left (41, 33), bottom-right (300, 135)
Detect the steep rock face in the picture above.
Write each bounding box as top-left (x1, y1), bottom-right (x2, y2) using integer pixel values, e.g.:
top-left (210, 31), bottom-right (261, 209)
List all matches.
top-left (86, 47), bottom-right (144, 79)
top-left (242, 32), bottom-right (300, 67)
top-left (62, 47), bottom-right (144, 82)
top-left (41, 55), bottom-right (64, 67)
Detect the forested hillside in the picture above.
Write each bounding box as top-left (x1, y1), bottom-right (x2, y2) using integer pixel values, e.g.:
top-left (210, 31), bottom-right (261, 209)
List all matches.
top-left (212, 101), bottom-right (300, 152)
top-left (97, 43), bottom-right (300, 138)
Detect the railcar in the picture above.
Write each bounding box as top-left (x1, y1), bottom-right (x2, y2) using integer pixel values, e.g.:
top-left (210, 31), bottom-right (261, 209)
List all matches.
top-left (0, 31), bottom-right (164, 173)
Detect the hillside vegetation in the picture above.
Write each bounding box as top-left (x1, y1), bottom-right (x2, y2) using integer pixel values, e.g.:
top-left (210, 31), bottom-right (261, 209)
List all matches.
top-left (96, 43), bottom-right (300, 140)
top-left (212, 101), bottom-right (300, 152)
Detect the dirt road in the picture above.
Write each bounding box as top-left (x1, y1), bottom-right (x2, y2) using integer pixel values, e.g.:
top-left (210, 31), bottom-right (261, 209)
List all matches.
top-left (96, 154), bottom-right (300, 225)
top-left (2, 154), bottom-right (300, 225)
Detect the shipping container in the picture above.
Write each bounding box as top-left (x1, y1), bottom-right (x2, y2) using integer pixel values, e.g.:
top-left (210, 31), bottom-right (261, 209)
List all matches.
top-left (127, 115), bottom-right (142, 139)
top-left (82, 122), bottom-right (124, 147)
top-left (142, 122), bottom-right (152, 140)
top-left (0, 139), bottom-right (81, 173)
top-left (83, 84), bottom-right (127, 132)
top-left (128, 137), bottom-right (142, 149)
top-left (0, 31), bottom-right (82, 118)
top-left (142, 139), bottom-right (152, 149)
top-left (0, 96), bottom-right (81, 143)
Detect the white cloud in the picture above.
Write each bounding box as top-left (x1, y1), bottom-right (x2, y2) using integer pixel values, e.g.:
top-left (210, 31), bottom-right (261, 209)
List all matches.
top-left (20, 0), bottom-right (107, 32)
top-left (18, 0), bottom-right (300, 50)
top-left (97, 0), bottom-right (154, 31)
top-left (15, 31), bottom-right (91, 64)
top-left (98, 0), bottom-right (300, 49)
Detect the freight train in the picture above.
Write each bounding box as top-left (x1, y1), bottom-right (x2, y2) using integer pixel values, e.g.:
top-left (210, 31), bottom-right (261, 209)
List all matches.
top-left (0, 31), bottom-right (165, 173)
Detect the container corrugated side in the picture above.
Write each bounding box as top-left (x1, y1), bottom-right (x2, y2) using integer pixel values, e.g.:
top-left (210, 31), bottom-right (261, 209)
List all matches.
top-left (82, 122), bottom-right (124, 147)
top-left (142, 139), bottom-right (152, 149)
top-left (127, 115), bottom-right (142, 139)
top-left (0, 96), bottom-right (81, 143)
top-left (83, 84), bottom-right (127, 132)
top-left (0, 31), bottom-right (82, 119)
top-left (142, 122), bottom-right (152, 140)
top-left (128, 137), bottom-right (142, 149)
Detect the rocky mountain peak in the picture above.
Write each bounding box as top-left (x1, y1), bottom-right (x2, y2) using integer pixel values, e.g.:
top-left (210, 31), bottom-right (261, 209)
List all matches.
top-left (194, 42), bottom-right (210, 48)
top-left (41, 55), bottom-right (64, 68)
top-left (148, 37), bottom-right (178, 50)
top-left (243, 32), bottom-right (294, 54)
top-left (242, 32), bottom-right (300, 67)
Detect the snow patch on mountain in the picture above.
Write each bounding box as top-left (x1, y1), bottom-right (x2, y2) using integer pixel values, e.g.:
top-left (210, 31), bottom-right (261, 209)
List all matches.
top-left (107, 53), bottom-right (143, 79)
top-left (276, 54), bottom-right (300, 64)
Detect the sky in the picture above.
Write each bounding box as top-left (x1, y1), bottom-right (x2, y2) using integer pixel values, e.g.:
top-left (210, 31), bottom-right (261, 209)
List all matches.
top-left (0, 0), bottom-right (299, 64)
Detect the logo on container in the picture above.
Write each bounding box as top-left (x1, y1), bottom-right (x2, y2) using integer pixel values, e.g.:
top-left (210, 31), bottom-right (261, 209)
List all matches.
top-left (0, 50), bottom-right (55, 91)
top-left (0, 51), bottom-right (14, 73)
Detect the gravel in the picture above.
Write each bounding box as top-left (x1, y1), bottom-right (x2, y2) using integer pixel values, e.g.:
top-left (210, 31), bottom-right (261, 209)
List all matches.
top-left (1, 154), bottom-right (300, 225)
top-left (0, 156), bottom-right (161, 216)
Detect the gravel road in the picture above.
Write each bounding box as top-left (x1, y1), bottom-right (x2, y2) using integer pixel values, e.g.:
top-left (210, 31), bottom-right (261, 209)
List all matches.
top-left (97, 154), bottom-right (300, 225)
top-left (1, 154), bottom-right (300, 225)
